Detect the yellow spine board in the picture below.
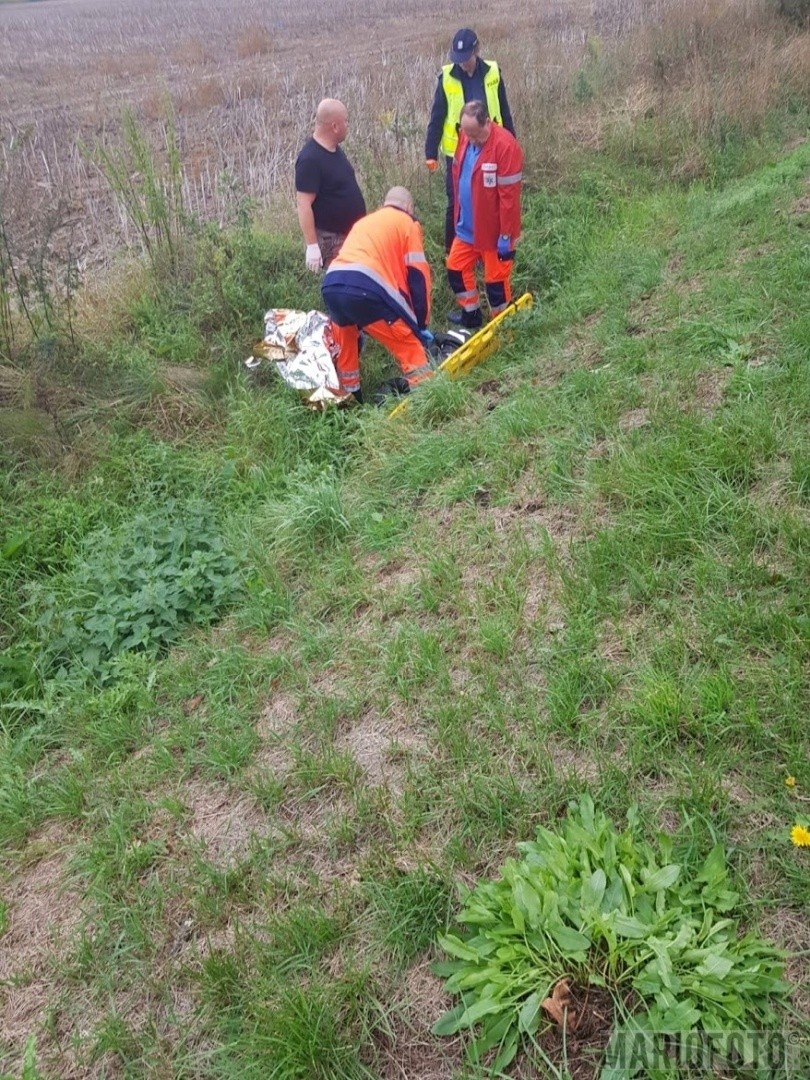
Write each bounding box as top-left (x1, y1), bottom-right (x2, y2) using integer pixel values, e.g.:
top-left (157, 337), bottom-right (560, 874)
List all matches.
top-left (389, 292), bottom-right (533, 419)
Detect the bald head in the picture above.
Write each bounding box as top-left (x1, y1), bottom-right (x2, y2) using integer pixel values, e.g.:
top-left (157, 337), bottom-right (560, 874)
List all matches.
top-left (314, 99), bottom-right (349, 148)
top-left (384, 186), bottom-right (414, 215)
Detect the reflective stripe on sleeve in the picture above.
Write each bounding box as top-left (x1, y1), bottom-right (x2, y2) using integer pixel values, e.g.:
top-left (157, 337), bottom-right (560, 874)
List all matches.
top-left (496, 173), bottom-right (522, 186)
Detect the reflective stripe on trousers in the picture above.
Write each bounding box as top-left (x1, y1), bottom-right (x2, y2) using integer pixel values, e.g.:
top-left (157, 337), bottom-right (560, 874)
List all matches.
top-left (330, 316), bottom-right (432, 393)
top-left (446, 238), bottom-right (512, 318)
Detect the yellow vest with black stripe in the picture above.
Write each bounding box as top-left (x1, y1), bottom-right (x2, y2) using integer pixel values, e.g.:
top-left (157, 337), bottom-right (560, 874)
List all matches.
top-left (439, 61), bottom-right (502, 158)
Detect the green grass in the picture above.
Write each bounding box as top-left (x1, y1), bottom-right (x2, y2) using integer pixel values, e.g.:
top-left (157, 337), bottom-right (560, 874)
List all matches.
top-left (1, 127), bottom-right (810, 1078)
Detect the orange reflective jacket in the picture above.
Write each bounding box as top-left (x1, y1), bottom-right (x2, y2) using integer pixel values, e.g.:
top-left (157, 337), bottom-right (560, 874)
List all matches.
top-left (325, 205), bottom-right (431, 330)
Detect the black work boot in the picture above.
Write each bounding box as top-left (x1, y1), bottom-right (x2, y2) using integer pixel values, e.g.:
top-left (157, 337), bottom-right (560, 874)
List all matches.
top-left (372, 377), bottom-right (410, 407)
top-left (461, 307), bottom-right (483, 331)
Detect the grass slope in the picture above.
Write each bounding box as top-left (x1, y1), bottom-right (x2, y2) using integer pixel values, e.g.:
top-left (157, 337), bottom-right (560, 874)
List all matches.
top-left (1, 140), bottom-right (809, 1078)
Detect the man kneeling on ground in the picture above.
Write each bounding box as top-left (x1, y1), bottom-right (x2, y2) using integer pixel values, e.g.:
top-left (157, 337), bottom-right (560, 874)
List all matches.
top-left (322, 187), bottom-right (433, 403)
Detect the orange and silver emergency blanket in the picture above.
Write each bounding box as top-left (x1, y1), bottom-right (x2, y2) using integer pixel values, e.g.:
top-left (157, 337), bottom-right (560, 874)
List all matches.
top-left (246, 309), bottom-right (351, 407)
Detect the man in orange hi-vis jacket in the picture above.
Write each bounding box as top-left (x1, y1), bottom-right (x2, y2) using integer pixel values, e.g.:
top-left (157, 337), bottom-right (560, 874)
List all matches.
top-left (322, 187), bottom-right (433, 404)
top-left (447, 100), bottom-right (523, 330)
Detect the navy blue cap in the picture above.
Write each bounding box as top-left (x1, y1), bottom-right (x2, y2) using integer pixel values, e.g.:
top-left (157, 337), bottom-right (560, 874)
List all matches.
top-left (449, 28), bottom-right (479, 64)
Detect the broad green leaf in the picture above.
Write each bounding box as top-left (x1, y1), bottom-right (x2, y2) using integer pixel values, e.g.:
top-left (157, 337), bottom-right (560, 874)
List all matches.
top-left (581, 868), bottom-right (607, 909)
top-left (449, 967), bottom-right (501, 992)
top-left (513, 877), bottom-right (541, 927)
top-left (550, 924), bottom-right (592, 955)
top-left (696, 845), bottom-right (726, 887)
top-left (457, 996), bottom-right (506, 1029)
top-left (491, 1030), bottom-right (519, 1072)
top-left (579, 793), bottom-right (596, 833)
top-left (518, 990), bottom-right (542, 1034)
top-left (613, 914), bottom-right (649, 939)
top-left (697, 953), bottom-right (734, 980)
top-left (618, 864), bottom-right (636, 899)
top-left (510, 901), bottom-right (525, 933)
top-left (659, 999), bottom-right (701, 1031)
top-left (603, 872), bottom-right (625, 912)
top-left (643, 864), bottom-right (680, 893)
top-left (432, 960), bottom-right (464, 977)
top-left (469, 1010), bottom-right (513, 1056)
top-left (0, 532), bottom-right (29, 560)
top-left (437, 934), bottom-right (483, 962)
top-left (432, 1002), bottom-right (467, 1036)
top-left (703, 918), bottom-right (734, 941)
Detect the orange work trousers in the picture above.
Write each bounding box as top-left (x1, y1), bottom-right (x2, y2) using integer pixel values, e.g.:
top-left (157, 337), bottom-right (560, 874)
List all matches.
top-left (446, 238), bottom-right (512, 317)
top-left (333, 318), bottom-right (432, 395)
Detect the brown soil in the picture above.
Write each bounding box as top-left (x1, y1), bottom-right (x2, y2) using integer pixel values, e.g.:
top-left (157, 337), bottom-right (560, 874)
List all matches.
top-left (0, 826), bottom-right (82, 1070)
top-left (531, 984), bottom-right (617, 1080)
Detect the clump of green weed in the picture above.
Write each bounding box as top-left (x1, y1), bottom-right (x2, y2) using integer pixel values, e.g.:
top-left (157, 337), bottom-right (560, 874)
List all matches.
top-left (433, 795), bottom-right (790, 1076)
top-left (31, 499), bottom-right (239, 682)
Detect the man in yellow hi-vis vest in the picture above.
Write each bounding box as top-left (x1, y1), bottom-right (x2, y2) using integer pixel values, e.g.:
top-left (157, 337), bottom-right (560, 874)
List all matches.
top-left (425, 29), bottom-right (515, 254)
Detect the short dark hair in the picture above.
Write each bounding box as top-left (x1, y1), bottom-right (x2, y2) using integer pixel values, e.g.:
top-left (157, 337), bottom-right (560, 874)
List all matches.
top-left (460, 100), bottom-right (489, 126)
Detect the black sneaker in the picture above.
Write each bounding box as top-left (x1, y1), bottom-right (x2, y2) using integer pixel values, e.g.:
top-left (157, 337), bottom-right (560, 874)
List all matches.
top-left (373, 377), bottom-right (411, 407)
top-left (461, 308), bottom-right (484, 331)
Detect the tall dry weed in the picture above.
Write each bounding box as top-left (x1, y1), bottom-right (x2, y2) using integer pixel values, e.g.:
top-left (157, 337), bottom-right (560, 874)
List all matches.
top-left (171, 37), bottom-right (214, 67)
top-left (235, 26), bottom-right (274, 59)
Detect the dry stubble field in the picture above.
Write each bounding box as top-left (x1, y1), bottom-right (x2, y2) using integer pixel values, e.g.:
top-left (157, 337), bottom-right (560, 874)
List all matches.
top-left (0, 0), bottom-right (679, 264)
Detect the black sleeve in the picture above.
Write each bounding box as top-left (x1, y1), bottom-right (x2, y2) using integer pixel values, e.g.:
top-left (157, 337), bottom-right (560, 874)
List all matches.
top-left (498, 77), bottom-right (515, 137)
top-left (424, 75), bottom-right (447, 160)
top-left (294, 149), bottom-right (321, 195)
top-left (407, 267), bottom-right (429, 329)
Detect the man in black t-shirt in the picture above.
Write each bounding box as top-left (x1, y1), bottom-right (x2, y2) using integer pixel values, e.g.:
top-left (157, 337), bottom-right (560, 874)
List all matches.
top-left (295, 99), bottom-right (367, 272)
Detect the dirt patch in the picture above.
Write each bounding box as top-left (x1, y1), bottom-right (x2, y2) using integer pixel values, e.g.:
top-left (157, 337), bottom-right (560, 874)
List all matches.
top-left (183, 779), bottom-right (269, 867)
top-left (487, 496), bottom-right (591, 551)
top-left (377, 958), bottom-right (463, 1080)
top-left (598, 620), bottom-right (632, 666)
top-left (666, 253), bottom-right (685, 275)
top-left (0, 826), bottom-right (82, 1068)
top-left (251, 688), bottom-right (299, 779)
top-left (791, 195), bottom-right (810, 217)
top-left (334, 707), bottom-right (428, 791)
top-left (373, 560), bottom-right (421, 593)
top-left (721, 774), bottom-right (753, 806)
top-left (532, 983), bottom-right (616, 1080)
top-left (670, 274), bottom-right (704, 300)
top-left (640, 775), bottom-right (681, 835)
top-left (523, 571), bottom-right (562, 628)
top-left (618, 407), bottom-right (649, 433)
top-left (690, 366), bottom-right (732, 415)
top-left (548, 741), bottom-right (601, 784)
top-left (257, 689), bottom-right (298, 740)
top-left (760, 907), bottom-right (810, 1014)
top-left (274, 789), bottom-right (373, 892)
top-left (748, 456), bottom-right (793, 511)
top-left (159, 364), bottom-right (207, 392)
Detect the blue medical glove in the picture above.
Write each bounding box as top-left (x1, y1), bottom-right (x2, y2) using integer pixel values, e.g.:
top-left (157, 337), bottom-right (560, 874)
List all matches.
top-left (419, 328), bottom-right (434, 345)
top-left (497, 235), bottom-right (515, 262)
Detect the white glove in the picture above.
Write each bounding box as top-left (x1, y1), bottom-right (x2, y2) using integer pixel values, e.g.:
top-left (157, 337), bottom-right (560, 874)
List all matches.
top-left (305, 243), bottom-right (323, 272)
